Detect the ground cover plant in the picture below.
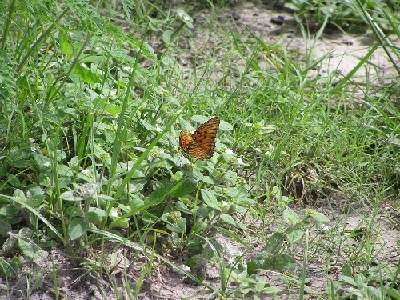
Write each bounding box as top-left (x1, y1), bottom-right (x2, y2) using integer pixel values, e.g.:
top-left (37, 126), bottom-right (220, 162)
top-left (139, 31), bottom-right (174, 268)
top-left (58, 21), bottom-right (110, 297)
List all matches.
top-left (0, 0), bottom-right (399, 299)
top-left (284, 0), bottom-right (400, 33)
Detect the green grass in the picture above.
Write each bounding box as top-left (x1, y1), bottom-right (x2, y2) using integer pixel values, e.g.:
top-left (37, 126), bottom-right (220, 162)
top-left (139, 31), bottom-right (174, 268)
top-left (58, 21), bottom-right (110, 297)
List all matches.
top-left (1, 0), bottom-right (399, 299)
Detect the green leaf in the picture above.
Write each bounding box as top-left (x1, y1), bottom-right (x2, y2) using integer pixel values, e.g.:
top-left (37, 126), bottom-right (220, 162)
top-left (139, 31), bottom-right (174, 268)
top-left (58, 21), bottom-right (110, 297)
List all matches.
top-left (108, 218), bottom-right (130, 229)
top-left (60, 190), bottom-right (83, 201)
top-left (9, 175), bottom-right (21, 187)
top-left (65, 206), bottom-right (82, 218)
top-left (342, 264), bottom-right (353, 277)
top-left (86, 208), bottom-right (107, 224)
top-left (250, 253), bottom-right (296, 272)
top-left (226, 186), bottom-right (254, 207)
top-left (162, 30), bottom-right (173, 45)
top-left (0, 204), bottom-right (19, 217)
top-left (149, 186), bottom-right (169, 203)
top-left (220, 213), bottom-right (236, 227)
top-left (13, 189), bottom-right (26, 200)
top-left (166, 217), bottom-right (186, 234)
top-left (247, 260), bottom-right (259, 276)
top-left (26, 193), bottom-right (46, 207)
top-left (306, 209), bottom-right (330, 223)
top-left (73, 64), bottom-right (100, 85)
top-left (109, 186), bottom-right (168, 228)
top-left (0, 257), bottom-right (20, 279)
top-left (265, 232), bottom-right (284, 253)
top-left (18, 239), bottom-right (48, 264)
top-left (170, 179), bottom-right (197, 197)
top-left (106, 105), bottom-right (122, 116)
top-left (286, 229), bottom-right (304, 243)
top-left (59, 30), bottom-right (73, 55)
top-left (271, 254), bottom-right (296, 271)
top-left (284, 3), bottom-right (300, 11)
top-left (282, 207), bottom-right (301, 225)
top-left (177, 9), bottom-right (193, 28)
top-left (191, 220), bottom-right (207, 234)
top-left (57, 164), bottom-right (74, 177)
top-left (340, 275), bottom-right (357, 286)
top-left (68, 218), bottom-right (87, 240)
top-left (201, 190), bottom-right (220, 211)
top-left (0, 221), bottom-right (11, 237)
top-left (386, 288), bottom-right (400, 299)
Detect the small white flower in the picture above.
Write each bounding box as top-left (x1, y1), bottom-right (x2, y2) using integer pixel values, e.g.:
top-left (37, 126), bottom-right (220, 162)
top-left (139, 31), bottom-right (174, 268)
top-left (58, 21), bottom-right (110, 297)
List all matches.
top-left (110, 207), bottom-right (119, 218)
top-left (122, 66), bottom-right (133, 72)
top-left (319, 224), bottom-right (331, 233)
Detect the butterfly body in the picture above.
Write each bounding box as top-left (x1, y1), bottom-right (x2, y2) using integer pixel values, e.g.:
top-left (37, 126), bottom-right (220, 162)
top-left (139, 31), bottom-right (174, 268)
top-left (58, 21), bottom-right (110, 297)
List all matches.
top-left (179, 117), bottom-right (220, 160)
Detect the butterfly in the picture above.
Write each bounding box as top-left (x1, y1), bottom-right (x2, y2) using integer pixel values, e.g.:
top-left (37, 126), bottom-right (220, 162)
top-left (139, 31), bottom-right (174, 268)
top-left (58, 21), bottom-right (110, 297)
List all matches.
top-left (179, 117), bottom-right (220, 160)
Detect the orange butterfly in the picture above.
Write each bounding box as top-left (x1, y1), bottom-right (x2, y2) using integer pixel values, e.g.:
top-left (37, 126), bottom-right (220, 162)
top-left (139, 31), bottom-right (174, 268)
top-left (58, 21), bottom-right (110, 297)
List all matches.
top-left (179, 117), bottom-right (220, 160)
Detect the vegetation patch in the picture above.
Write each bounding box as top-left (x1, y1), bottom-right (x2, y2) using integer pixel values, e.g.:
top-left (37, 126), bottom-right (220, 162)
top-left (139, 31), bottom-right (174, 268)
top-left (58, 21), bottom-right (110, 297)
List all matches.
top-left (0, 0), bottom-right (399, 299)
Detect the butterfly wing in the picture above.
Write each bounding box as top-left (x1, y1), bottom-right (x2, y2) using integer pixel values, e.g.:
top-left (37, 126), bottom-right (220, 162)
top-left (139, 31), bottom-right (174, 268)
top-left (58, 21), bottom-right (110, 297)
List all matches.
top-left (190, 117), bottom-right (220, 159)
top-left (179, 130), bottom-right (209, 160)
top-left (179, 131), bottom-right (194, 151)
top-left (179, 117), bottom-right (220, 160)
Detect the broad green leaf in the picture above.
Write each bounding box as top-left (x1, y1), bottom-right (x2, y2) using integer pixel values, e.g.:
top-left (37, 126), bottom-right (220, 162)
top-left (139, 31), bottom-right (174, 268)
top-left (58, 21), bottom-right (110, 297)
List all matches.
top-left (59, 30), bottom-right (73, 55)
top-left (0, 257), bottom-right (20, 279)
top-left (170, 179), bottom-right (197, 197)
top-left (106, 105), bottom-right (122, 116)
top-left (148, 186), bottom-right (169, 203)
top-left (0, 221), bottom-right (11, 236)
top-left (247, 260), bottom-right (259, 275)
top-left (201, 190), bottom-right (220, 211)
top-left (283, 207), bottom-right (301, 225)
top-left (166, 217), bottom-right (186, 234)
top-left (249, 253), bottom-right (296, 272)
top-left (226, 186), bottom-right (254, 207)
top-left (342, 264), bottom-right (353, 277)
top-left (60, 190), bottom-right (83, 201)
top-left (286, 229), bottom-right (304, 243)
top-left (18, 239), bottom-right (48, 263)
top-left (26, 194), bottom-right (46, 207)
top-left (0, 204), bottom-right (19, 217)
top-left (162, 30), bottom-right (173, 45)
top-left (266, 254), bottom-right (296, 271)
top-left (13, 189), bottom-right (26, 200)
top-left (68, 218), bottom-right (87, 240)
top-left (73, 64), bottom-right (99, 85)
top-left (177, 9), bottom-right (193, 28)
top-left (265, 232), bottom-right (284, 253)
top-left (220, 213), bottom-right (236, 227)
top-left (86, 208), bottom-right (107, 224)
top-left (65, 206), bottom-right (82, 218)
top-left (306, 209), bottom-right (330, 223)
top-left (108, 218), bottom-right (130, 229)
top-left (191, 220), bottom-right (207, 234)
